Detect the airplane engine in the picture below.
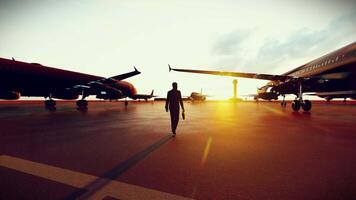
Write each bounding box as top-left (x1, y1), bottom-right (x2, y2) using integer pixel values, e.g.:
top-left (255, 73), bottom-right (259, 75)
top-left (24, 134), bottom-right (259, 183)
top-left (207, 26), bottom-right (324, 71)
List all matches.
top-left (0, 91), bottom-right (21, 100)
top-left (96, 89), bottom-right (123, 100)
top-left (258, 92), bottom-right (278, 100)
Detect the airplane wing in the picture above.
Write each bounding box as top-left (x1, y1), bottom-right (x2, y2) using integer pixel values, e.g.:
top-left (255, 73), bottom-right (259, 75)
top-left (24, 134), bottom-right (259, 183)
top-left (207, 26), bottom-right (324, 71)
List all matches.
top-left (110, 67), bottom-right (141, 81)
top-left (169, 65), bottom-right (292, 82)
top-left (96, 67), bottom-right (141, 85)
top-left (73, 67), bottom-right (141, 91)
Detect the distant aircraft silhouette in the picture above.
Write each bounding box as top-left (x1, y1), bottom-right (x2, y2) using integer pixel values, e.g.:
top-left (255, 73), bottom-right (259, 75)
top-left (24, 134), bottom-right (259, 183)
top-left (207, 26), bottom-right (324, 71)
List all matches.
top-left (132, 90), bottom-right (156, 101)
top-left (187, 89), bottom-right (209, 101)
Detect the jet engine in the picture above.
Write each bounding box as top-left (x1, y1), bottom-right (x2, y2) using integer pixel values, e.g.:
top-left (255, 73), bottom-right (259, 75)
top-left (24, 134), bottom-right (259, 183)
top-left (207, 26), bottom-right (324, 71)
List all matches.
top-left (258, 92), bottom-right (279, 100)
top-left (96, 88), bottom-right (123, 100)
top-left (257, 85), bottom-right (279, 100)
top-left (0, 91), bottom-right (21, 100)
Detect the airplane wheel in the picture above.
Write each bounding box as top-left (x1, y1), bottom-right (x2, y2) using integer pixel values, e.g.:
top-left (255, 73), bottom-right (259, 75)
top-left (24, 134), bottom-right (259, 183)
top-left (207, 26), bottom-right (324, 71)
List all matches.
top-left (291, 100), bottom-right (301, 111)
top-left (45, 99), bottom-right (56, 109)
top-left (77, 100), bottom-right (88, 108)
top-left (125, 101), bottom-right (128, 106)
top-left (281, 101), bottom-right (287, 107)
top-left (301, 100), bottom-right (312, 111)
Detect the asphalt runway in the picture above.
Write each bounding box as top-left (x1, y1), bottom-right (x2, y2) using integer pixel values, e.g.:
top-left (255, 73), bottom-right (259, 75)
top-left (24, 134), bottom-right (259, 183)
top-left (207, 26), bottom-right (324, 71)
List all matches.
top-left (0, 100), bottom-right (356, 200)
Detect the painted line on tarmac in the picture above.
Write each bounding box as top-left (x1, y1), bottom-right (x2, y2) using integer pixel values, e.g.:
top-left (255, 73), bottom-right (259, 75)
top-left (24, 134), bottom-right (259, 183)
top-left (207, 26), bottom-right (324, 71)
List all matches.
top-left (0, 153), bottom-right (193, 200)
top-left (72, 135), bottom-right (174, 200)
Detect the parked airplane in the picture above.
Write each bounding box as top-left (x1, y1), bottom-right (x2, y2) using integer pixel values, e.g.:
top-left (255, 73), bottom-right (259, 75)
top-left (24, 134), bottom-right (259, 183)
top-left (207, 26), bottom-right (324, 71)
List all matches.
top-left (169, 42), bottom-right (356, 111)
top-left (187, 89), bottom-right (208, 101)
top-left (132, 90), bottom-right (156, 101)
top-left (0, 57), bottom-right (152, 109)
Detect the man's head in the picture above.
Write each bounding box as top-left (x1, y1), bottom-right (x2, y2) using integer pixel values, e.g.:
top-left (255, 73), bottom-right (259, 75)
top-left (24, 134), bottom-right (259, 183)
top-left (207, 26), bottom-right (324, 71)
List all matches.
top-left (172, 82), bottom-right (178, 90)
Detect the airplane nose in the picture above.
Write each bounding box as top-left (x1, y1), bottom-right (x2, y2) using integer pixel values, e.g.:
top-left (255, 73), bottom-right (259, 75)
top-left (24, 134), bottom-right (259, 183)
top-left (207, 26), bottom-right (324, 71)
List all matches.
top-left (130, 84), bottom-right (137, 96)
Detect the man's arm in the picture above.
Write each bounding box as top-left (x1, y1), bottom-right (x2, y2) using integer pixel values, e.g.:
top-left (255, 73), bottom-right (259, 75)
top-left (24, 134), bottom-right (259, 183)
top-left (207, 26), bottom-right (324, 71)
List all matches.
top-left (165, 92), bottom-right (170, 112)
top-left (179, 91), bottom-right (184, 111)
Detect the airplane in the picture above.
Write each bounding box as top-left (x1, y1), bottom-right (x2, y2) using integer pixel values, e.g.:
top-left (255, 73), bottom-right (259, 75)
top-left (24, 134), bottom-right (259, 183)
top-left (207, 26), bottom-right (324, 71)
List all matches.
top-left (0, 57), bottom-right (153, 109)
top-left (132, 90), bottom-right (156, 101)
top-left (187, 89), bottom-right (209, 101)
top-left (169, 41), bottom-right (356, 111)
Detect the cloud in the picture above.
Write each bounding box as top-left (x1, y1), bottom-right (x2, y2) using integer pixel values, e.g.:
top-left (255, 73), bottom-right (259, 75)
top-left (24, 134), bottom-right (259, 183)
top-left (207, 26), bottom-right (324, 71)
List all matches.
top-left (211, 11), bottom-right (356, 73)
top-left (212, 29), bottom-right (254, 56)
top-left (210, 29), bottom-right (257, 70)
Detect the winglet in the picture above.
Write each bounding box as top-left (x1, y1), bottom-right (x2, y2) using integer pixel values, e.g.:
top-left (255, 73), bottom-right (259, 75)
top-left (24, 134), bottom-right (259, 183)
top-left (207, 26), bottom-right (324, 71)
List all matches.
top-left (168, 64), bottom-right (172, 72)
top-left (134, 66), bottom-right (140, 73)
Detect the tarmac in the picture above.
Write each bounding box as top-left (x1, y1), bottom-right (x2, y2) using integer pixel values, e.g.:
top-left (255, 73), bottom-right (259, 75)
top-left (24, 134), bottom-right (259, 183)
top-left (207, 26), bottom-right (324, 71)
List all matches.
top-left (0, 100), bottom-right (356, 200)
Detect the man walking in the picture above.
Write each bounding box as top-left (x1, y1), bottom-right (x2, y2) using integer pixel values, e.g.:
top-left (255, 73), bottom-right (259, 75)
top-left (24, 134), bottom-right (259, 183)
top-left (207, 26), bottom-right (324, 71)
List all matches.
top-left (166, 82), bottom-right (185, 135)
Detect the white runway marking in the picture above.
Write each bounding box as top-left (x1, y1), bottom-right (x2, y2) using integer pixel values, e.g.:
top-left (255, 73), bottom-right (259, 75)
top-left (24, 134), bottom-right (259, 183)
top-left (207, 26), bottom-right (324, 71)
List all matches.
top-left (0, 155), bottom-right (194, 200)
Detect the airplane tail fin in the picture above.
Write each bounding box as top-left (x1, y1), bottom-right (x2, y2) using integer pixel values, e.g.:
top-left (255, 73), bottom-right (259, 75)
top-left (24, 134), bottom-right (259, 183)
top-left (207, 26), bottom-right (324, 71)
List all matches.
top-left (150, 90), bottom-right (154, 96)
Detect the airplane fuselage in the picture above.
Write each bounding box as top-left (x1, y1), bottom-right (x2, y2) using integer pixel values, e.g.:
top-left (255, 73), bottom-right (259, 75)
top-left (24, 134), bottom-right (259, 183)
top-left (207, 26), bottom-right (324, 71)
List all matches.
top-left (0, 58), bottom-right (138, 100)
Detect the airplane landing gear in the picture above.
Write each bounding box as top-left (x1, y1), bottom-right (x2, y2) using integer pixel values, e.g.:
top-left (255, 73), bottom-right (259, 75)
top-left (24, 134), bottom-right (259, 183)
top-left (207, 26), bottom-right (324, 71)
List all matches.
top-left (76, 99), bottom-right (88, 110)
top-left (45, 99), bottom-right (56, 110)
top-left (124, 97), bottom-right (128, 107)
top-left (281, 101), bottom-right (287, 107)
top-left (45, 94), bottom-right (56, 110)
top-left (301, 100), bottom-right (312, 111)
top-left (292, 100), bottom-right (301, 111)
top-left (76, 88), bottom-right (88, 110)
top-left (280, 95), bottom-right (287, 107)
top-left (291, 79), bottom-right (312, 112)
top-left (292, 99), bottom-right (312, 112)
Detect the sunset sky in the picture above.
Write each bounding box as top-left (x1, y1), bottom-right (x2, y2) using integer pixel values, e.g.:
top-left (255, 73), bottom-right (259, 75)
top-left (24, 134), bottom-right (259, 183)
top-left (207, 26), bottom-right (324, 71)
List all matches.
top-left (0, 0), bottom-right (355, 100)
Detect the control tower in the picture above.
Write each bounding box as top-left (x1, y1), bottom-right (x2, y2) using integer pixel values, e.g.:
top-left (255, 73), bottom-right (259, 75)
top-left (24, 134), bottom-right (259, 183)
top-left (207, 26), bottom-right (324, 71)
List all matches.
top-left (233, 79), bottom-right (238, 99)
top-left (230, 79), bottom-right (242, 101)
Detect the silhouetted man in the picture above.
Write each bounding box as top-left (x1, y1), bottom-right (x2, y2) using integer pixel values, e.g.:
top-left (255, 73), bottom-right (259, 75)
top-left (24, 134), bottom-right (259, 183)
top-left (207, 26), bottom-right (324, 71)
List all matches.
top-left (166, 82), bottom-right (184, 135)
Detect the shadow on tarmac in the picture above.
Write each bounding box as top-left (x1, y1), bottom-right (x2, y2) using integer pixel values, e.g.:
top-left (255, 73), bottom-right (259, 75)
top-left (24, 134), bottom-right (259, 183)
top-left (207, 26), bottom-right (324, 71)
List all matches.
top-left (66, 134), bottom-right (174, 200)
